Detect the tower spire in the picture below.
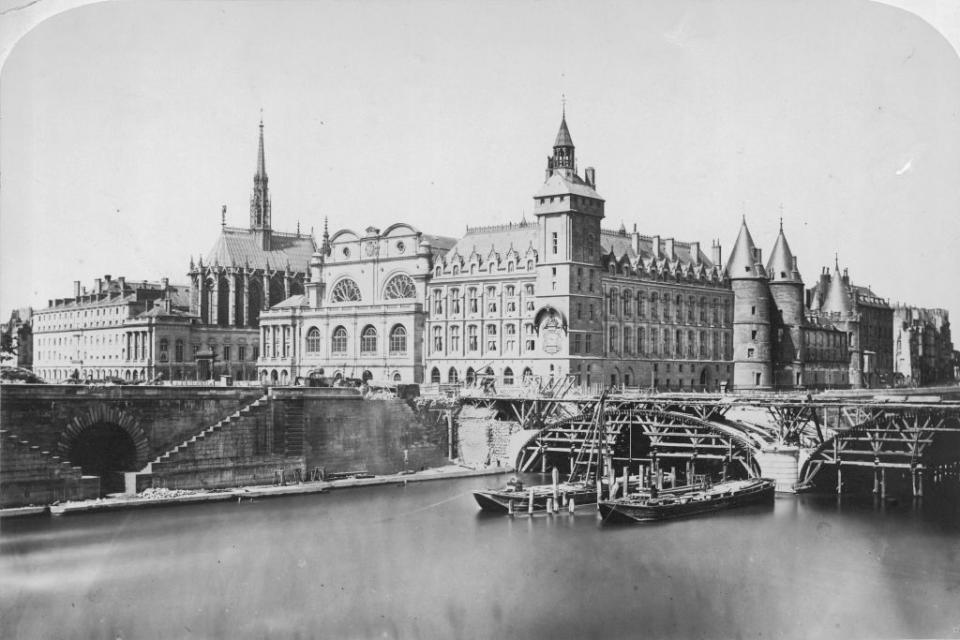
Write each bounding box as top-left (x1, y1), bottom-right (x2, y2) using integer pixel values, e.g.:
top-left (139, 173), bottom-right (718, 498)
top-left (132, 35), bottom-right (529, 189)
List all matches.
top-left (249, 115), bottom-right (272, 246)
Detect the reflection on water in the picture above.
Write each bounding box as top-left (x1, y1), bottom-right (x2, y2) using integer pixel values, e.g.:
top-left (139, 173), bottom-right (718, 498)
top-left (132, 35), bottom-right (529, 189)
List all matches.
top-left (2, 476), bottom-right (959, 639)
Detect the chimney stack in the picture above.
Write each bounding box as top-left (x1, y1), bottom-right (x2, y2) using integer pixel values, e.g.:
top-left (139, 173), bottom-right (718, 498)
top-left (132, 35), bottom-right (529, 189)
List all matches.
top-left (665, 238), bottom-right (675, 261)
top-left (711, 239), bottom-right (722, 266)
top-left (118, 277), bottom-right (126, 290)
top-left (652, 235), bottom-right (661, 259)
top-left (585, 167), bottom-right (596, 187)
top-left (632, 227), bottom-right (641, 255)
top-left (73, 281), bottom-right (81, 298)
top-left (161, 277), bottom-right (169, 289)
top-left (95, 278), bottom-right (103, 293)
top-left (690, 241), bottom-right (700, 265)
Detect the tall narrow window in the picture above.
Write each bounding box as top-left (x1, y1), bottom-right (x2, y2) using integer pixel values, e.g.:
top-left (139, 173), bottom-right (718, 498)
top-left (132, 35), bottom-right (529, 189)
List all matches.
top-left (361, 326), bottom-right (377, 353)
top-left (306, 327), bottom-right (322, 353)
top-left (552, 232), bottom-right (558, 254)
top-left (331, 326), bottom-right (348, 354)
top-left (390, 325), bottom-right (407, 353)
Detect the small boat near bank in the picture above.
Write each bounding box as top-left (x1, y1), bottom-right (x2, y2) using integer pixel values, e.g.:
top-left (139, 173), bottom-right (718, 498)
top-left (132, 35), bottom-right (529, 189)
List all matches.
top-left (598, 477), bottom-right (775, 524)
top-left (472, 476), bottom-right (603, 514)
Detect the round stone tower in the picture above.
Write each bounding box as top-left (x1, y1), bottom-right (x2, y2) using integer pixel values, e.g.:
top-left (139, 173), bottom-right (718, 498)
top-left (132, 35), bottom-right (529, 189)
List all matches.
top-left (766, 224), bottom-right (805, 389)
top-left (725, 219), bottom-right (772, 389)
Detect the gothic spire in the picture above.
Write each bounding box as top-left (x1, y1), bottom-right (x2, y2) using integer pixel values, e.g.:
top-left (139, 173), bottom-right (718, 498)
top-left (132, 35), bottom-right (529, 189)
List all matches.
top-left (256, 114), bottom-right (267, 180)
top-left (249, 116), bottom-right (271, 238)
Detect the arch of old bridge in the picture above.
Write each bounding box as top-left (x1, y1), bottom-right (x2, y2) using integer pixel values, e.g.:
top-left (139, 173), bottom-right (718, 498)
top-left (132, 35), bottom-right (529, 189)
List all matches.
top-left (459, 390), bottom-right (960, 491)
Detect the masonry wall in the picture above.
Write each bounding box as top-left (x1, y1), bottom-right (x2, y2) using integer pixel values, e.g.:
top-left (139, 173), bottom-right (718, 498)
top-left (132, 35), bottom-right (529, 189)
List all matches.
top-left (1, 431), bottom-right (100, 507)
top-left (0, 385), bottom-right (266, 463)
top-left (283, 389), bottom-right (449, 476)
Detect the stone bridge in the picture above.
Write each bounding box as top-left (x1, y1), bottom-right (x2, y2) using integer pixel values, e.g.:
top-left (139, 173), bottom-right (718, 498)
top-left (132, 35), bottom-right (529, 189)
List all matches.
top-left (1, 384), bottom-right (447, 507)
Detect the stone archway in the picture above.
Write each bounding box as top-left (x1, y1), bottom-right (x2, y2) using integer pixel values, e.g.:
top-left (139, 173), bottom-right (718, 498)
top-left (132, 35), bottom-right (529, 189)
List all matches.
top-left (57, 405), bottom-right (151, 494)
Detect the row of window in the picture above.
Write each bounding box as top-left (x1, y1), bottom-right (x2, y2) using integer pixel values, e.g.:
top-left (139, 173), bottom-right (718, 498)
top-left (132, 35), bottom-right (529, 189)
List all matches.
top-left (428, 366), bottom-right (534, 385)
top-left (430, 323), bottom-right (537, 354)
top-left (431, 284), bottom-right (536, 315)
top-left (434, 260), bottom-right (536, 277)
top-left (265, 325), bottom-right (410, 357)
top-left (605, 290), bottom-right (730, 324)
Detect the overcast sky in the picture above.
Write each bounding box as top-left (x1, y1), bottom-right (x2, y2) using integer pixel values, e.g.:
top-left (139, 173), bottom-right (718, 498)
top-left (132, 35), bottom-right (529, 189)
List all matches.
top-left (2, 0), bottom-right (959, 324)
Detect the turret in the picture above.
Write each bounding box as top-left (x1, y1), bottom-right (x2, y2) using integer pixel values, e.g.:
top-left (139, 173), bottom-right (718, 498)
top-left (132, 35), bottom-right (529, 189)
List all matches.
top-left (766, 223), bottom-right (805, 387)
top-left (725, 218), bottom-right (772, 389)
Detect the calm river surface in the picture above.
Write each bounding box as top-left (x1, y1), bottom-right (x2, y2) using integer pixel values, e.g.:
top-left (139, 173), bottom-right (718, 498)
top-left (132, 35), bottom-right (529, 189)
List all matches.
top-left (2, 475), bottom-right (959, 639)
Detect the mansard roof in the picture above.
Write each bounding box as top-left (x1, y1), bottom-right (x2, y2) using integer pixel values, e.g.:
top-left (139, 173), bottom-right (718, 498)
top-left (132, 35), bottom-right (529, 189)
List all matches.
top-left (766, 226), bottom-right (801, 283)
top-left (600, 229), bottom-right (714, 268)
top-left (443, 222), bottom-right (538, 268)
top-left (204, 227), bottom-right (316, 272)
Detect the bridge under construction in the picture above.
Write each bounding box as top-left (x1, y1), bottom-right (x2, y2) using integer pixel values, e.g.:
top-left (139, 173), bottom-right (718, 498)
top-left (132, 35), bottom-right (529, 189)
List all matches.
top-left (443, 383), bottom-right (960, 496)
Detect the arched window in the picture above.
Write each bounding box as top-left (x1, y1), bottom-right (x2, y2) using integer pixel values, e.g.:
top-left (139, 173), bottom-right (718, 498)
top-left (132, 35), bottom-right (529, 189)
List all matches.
top-left (360, 326), bottom-right (377, 353)
top-left (503, 367), bottom-right (514, 385)
top-left (393, 372), bottom-right (402, 382)
top-left (447, 367), bottom-right (459, 383)
top-left (306, 327), bottom-right (322, 353)
top-left (331, 278), bottom-right (361, 302)
top-left (522, 367), bottom-right (533, 381)
top-left (431, 367), bottom-right (441, 383)
top-left (331, 326), bottom-right (348, 353)
top-left (465, 367), bottom-right (476, 385)
top-left (389, 325), bottom-right (407, 353)
top-left (384, 274), bottom-right (416, 300)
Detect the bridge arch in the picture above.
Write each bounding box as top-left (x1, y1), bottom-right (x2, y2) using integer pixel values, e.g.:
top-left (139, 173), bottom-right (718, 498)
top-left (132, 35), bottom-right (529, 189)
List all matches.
top-left (57, 405), bottom-right (151, 491)
top-left (518, 405), bottom-right (762, 481)
top-left (797, 408), bottom-right (960, 492)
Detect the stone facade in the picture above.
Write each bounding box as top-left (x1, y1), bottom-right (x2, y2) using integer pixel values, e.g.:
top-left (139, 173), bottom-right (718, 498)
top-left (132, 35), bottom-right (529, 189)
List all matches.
top-left (257, 223), bottom-right (454, 384)
top-left (893, 305), bottom-right (954, 386)
top-left (725, 221), bottom-right (851, 390)
top-left (1, 307), bottom-right (33, 369)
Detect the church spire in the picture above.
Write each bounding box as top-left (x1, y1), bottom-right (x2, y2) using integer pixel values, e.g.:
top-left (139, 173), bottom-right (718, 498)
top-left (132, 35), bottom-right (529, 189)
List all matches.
top-left (249, 116), bottom-right (272, 245)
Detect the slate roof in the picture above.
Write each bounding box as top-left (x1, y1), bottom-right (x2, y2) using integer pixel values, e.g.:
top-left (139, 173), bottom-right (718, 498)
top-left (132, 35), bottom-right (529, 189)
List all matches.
top-left (444, 223), bottom-right (539, 265)
top-left (724, 219), bottom-right (765, 279)
top-left (534, 172), bottom-right (603, 200)
top-left (766, 227), bottom-right (801, 283)
top-left (205, 227), bottom-right (317, 272)
top-left (600, 230), bottom-right (713, 267)
top-left (554, 116), bottom-right (574, 147)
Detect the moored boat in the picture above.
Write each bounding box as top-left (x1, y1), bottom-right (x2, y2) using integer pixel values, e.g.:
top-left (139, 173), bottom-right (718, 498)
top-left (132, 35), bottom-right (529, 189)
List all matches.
top-left (472, 476), bottom-right (602, 514)
top-left (598, 477), bottom-right (775, 524)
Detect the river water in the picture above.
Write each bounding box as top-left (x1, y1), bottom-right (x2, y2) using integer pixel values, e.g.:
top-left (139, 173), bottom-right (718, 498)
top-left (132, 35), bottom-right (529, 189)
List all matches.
top-left (2, 475), bottom-right (959, 639)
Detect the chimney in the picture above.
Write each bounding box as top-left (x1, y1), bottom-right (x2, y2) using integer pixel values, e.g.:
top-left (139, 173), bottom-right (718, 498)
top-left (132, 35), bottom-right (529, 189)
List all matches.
top-left (95, 278), bottom-right (103, 293)
top-left (665, 238), bottom-right (675, 260)
top-left (117, 277), bottom-right (126, 290)
top-left (161, 298), bottom-right (172, 313)
top-left (104, 274), bottom-right (112, 284)
top-left (585, 167), bottom-right (596, 187)
top-left (632, 227), bottom-right (641, 254)
top-left (842, 268), bottom-right (849, 285)
top-left (690, 241), bottom-right (700, 265)
top-left (652, 235), bottom-right (661, 259)
top-left (161, 277), bottom-right (169, 289)
top-left (711, 239), bottom-right (722, 266)
top-left (73, 280), bottom-right (81, 298)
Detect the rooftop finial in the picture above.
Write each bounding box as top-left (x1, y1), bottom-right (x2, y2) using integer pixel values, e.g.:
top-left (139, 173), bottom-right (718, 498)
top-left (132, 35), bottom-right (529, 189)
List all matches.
top-left (561, 93), bottom-right (566, 119)
top-left (221, 204), bottom-right (227, 228)
top-left (259, 107), bottom-right (263, 128)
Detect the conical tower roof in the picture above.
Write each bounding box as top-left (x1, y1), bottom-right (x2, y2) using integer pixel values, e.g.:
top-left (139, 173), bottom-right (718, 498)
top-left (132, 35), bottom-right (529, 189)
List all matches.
top-left (766, 224), bottom-right (802, 283)
top-left (725, 218), bottom-right (764, 279)
top-left (554, 116), bottom-right (574, 148)
top-left (822, 262), bottom-right (852, 314)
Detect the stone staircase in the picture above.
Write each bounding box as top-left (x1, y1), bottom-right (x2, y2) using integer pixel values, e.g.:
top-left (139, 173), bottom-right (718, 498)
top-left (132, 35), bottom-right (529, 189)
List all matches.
top-left (140, 392), bottom-right (271, 474)
top-left (1, 429), bottom-right (100, 506)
